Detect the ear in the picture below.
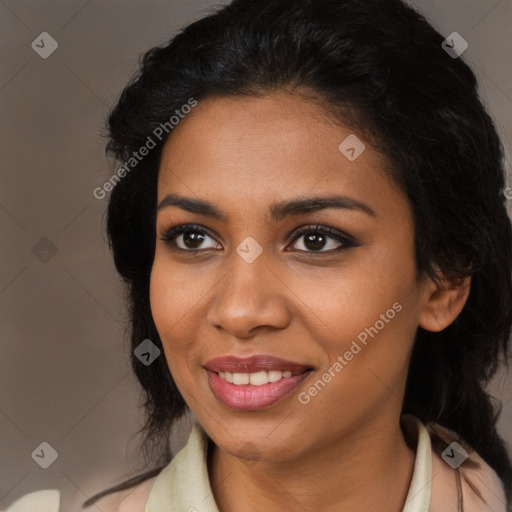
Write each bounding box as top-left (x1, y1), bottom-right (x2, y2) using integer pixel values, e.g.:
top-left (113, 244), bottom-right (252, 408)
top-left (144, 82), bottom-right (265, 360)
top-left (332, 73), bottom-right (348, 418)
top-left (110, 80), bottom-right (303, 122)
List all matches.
top-left (418, 271), bottom-right (471, 333)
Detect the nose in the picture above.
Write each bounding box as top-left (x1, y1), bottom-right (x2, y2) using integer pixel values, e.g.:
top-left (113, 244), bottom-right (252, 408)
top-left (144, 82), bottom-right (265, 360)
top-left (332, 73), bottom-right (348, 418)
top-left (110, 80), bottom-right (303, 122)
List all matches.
top-left (206, 247), bottom-right (292, 339)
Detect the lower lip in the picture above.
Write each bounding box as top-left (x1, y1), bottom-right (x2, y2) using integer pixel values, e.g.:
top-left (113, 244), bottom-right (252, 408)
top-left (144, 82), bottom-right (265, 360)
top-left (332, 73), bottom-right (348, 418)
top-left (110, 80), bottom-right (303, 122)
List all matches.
top-left (206, 370), bottom-right (312, 411)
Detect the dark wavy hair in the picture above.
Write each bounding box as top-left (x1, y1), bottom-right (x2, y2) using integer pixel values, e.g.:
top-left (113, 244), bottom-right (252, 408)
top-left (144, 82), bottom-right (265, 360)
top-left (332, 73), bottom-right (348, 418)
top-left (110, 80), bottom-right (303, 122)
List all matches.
top-left (83, 0), bottom-right (512, 509)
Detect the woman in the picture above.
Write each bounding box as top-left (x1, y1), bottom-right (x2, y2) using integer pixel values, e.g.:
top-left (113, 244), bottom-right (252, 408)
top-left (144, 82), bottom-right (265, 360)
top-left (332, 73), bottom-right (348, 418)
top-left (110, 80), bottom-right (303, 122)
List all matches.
top-left (83, 0), bottom-right (512, 510)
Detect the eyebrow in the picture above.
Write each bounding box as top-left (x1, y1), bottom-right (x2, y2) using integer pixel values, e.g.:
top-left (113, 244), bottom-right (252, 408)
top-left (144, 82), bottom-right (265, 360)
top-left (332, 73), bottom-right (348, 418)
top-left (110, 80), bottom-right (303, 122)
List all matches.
top-left (156, 193), bottom-right (376, 221)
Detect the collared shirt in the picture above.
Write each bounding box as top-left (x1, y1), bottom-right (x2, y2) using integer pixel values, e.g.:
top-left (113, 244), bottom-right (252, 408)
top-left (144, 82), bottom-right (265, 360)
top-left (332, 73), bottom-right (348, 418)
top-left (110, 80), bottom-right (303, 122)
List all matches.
top-left (145, 415), bottom-right (433, 512)
top-left (4, 417), bottom-right (507, 511)
top-left (86, 414), bottom-right (507, 512)
top-left (2, 490), bottom-right (60, 512)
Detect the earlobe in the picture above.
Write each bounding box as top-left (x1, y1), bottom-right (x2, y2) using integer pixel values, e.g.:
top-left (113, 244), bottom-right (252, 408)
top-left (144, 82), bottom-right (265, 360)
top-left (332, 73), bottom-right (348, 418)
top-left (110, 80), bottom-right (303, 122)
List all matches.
top-left (418, 273), bottom-right (471, 333)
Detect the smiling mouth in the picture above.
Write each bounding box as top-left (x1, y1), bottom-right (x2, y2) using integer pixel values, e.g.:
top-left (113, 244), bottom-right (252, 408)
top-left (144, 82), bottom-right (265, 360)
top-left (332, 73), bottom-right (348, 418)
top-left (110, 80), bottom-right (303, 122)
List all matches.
top-left (203, 354), bottom-right (314, 410)
top-left (205, 367), bottom-right (313, 411)
top-left (215, 369), bottom-right (309, 385)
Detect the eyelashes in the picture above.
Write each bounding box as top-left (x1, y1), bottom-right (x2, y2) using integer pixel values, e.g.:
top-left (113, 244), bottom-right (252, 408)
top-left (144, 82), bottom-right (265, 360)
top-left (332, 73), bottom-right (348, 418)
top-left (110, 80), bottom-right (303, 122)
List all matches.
top-left (159, 224), bottom-right (220, 253)
top-left (290, 224), bottom-right (357, 252)
top-left (158, 223), bottom-right (358, 255)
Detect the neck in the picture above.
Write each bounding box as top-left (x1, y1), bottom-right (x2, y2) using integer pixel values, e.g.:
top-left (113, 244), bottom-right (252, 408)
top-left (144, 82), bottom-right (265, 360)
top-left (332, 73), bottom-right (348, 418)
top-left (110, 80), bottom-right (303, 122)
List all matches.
top-left (207, 412), bottom-right (416, 512)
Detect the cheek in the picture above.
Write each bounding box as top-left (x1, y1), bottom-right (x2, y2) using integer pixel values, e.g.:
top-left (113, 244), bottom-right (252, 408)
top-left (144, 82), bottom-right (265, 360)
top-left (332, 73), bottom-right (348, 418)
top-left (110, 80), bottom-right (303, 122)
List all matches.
top-left (149, 260), bottom-right (175, 336)
top-left (295, 247), bottom-right (417, 345)
top-left (149, 257), bottom-right (200, 377)
top-left (304, 244), bottom-right (420, 385)
top-left (301, 297), bottom-right (416, 426)
top-left (150, 247), bottom-right (209, 331)
top-left (312, 292), bottom-right (415, 388)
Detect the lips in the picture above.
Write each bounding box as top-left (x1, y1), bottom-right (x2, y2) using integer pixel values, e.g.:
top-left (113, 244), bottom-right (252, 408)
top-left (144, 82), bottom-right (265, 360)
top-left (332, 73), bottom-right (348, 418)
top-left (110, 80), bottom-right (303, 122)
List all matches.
top-left (204, 354), bottom-right (312, 374)
top-left (204, 354), bottom-right (313, 411)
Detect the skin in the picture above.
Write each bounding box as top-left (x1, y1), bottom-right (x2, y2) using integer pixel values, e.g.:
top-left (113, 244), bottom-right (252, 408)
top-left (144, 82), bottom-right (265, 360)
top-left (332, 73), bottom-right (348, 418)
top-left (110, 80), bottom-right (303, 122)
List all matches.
top-left (149, 91), bottom-right (471, 512)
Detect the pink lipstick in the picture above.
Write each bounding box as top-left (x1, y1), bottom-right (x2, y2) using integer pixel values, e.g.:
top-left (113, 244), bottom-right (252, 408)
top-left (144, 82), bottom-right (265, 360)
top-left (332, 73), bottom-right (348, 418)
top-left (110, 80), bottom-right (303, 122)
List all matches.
top-left (204, 355), bottom-right (313, 411)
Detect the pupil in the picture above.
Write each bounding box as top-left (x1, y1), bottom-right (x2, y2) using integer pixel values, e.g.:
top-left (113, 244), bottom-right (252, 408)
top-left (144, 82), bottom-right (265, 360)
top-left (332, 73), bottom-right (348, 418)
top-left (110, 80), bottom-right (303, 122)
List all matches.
top-left (305, 232), bottom-right (325, 251)
top-left (184, 231), bottom-right (205, 249)
top-left (181, 231), bottom-right (327, 250)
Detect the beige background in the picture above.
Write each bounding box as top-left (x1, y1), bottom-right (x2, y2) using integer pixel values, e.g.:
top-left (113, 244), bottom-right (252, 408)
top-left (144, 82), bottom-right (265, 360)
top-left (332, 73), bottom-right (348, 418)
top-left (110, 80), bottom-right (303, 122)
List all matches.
top-left (0, 1), bottom-right (511, 511)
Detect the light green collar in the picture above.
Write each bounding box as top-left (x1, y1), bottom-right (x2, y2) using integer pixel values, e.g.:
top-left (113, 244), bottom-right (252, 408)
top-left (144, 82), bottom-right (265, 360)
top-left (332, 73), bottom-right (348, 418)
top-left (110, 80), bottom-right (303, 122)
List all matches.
top-left (145, 415), bottom-right (431, 512)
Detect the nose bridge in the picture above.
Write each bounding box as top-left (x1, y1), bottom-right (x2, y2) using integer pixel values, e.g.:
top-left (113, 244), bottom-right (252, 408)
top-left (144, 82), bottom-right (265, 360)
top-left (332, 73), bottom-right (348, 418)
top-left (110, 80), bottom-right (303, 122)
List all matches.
top-left (207, 239), bottom-right (290, 337)
top-left (229, 238), bottom-right (268, 298)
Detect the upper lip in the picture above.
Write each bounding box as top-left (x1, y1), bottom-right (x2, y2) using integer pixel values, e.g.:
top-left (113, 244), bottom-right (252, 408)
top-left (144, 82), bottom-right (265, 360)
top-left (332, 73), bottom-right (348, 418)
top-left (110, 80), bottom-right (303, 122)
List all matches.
top-left (204, 354), bottom-right (312, 374)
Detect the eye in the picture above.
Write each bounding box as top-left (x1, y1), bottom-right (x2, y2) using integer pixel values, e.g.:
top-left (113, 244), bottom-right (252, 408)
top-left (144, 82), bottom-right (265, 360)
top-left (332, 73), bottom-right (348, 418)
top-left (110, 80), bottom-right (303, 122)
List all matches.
top-left (158, 223), bottom-right (357, 254)
top-left (158, 224), bottom-right (221, 252)
top-left (288, 224), bottom-right (356, 253)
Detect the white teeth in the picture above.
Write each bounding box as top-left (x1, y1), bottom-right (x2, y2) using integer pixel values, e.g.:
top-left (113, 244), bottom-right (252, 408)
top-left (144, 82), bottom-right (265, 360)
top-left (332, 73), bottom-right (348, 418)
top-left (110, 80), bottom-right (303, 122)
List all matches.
top-left (249, 371), bottom-right (268, 386)
top-left (268, 370), bottom-right (283, 382)
top-left (218, 370), bottom-right (295, 385)
top-left (233, 372), bottom-right (250, 385)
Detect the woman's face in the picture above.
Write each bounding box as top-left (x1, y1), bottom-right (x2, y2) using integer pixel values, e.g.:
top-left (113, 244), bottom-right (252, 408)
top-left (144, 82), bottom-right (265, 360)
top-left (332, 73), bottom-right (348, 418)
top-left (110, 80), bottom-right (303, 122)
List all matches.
top-left (150, 91), bottom-right (432, 462)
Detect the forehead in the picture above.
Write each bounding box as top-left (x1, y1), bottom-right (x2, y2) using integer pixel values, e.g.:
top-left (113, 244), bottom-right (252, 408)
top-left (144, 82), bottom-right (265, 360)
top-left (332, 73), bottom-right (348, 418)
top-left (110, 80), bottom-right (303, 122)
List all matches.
top-left (157, 92), bottom-right (405, 220)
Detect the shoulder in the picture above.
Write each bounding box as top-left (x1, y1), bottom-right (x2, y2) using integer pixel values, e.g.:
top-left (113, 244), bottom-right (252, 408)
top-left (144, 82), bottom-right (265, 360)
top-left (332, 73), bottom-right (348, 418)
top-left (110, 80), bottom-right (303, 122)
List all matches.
top-left (89, 476), bottom-right (158, 512)
top-left (427, 423), bottom-right (508, 512)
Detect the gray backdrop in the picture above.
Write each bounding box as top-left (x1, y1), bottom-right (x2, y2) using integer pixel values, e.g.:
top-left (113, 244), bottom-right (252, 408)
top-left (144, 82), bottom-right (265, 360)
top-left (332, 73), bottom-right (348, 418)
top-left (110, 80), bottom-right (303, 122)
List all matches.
top-left (1, 1), bottom-right (511, 511)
